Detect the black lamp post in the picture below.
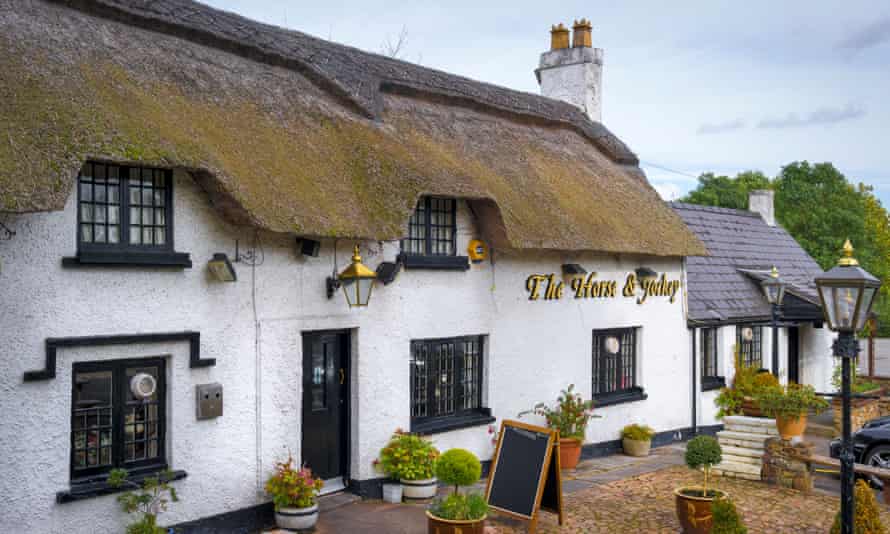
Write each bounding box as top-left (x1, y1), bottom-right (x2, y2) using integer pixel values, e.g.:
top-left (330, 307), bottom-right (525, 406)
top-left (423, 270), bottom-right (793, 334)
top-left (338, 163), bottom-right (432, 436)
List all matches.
top-left (761, 266), bottom-right (787, 378)
top-left (815, 240), bottom-right (881, 534)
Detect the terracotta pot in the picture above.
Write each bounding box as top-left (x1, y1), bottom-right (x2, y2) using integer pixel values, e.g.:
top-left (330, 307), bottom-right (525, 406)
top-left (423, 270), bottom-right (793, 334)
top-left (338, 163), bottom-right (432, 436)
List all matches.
top-left (674, 487), bottom-right (726, 534)
top-left (426, 511), bottom-right (486, 534)
top-left (401, 477), bottom-right (438, 500)
top-left (622, 438), bottom-right (651, 457)
top-left (741, 397), bottom-right (765, 417)
top-left (275, 504), bottom-right (319, 531)
top-left (775, 414), bottom-right (807, 441)
top-left (559, 437), bottom-right (582, 469)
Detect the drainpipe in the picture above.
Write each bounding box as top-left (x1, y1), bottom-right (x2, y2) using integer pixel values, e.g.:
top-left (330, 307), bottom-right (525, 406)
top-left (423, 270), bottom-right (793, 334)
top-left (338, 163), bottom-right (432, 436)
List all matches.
top-left (691, 326), bottom-right (697, 436)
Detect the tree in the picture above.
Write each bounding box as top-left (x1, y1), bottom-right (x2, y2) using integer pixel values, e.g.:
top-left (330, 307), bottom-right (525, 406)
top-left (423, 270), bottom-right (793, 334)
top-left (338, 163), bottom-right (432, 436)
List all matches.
top-left (682, 171), bottom-right (770, 210)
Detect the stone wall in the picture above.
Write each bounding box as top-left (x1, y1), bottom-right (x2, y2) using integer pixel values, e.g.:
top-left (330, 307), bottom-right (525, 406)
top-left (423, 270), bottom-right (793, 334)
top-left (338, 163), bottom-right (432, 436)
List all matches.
top-left (833, 396), bottom-right (881, 435)
top-left (761, 438), bottom-right (815, 492)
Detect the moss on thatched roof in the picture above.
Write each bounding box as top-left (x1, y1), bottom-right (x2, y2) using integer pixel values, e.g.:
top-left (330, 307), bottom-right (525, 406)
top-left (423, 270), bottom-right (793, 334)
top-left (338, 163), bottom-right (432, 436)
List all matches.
top-left (0, 1), bottom-right (706, 256)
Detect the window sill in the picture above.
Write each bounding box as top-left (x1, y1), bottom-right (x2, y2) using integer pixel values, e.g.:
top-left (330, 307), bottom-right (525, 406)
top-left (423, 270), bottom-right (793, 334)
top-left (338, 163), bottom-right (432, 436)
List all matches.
top-left (62, 251), bottom-right (192, 268)
top-left (593, 388), bottom-right (648, 408)
top-left (702, 376), bottom-right (726, 392)
top-left (57, 469), bottom-right (187, 504)
top-left (411, 410), bottom-right (495, 435)
top-left (400, 254), bottom-right (470, 271)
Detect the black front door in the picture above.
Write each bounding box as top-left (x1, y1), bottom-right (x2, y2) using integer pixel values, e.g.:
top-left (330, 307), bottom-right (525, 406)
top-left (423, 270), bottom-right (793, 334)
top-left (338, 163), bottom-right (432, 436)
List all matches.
top-left (302, 331), bottom-right (349, 481)
top-left (788, 326), bottom-right (800, 383)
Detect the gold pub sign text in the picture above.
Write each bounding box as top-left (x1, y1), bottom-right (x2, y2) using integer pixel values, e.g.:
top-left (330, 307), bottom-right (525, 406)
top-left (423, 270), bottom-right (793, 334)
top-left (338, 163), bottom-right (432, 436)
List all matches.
top-left (525, 272), bottom-right (681, 304)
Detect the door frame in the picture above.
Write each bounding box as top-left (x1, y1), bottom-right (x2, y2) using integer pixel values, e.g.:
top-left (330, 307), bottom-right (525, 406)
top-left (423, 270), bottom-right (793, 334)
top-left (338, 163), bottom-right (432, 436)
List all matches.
top-left (301, 329), bottom-right (351, 486)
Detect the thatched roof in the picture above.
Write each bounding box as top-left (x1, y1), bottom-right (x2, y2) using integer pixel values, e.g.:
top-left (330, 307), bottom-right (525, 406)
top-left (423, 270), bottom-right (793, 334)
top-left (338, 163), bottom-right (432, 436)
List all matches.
top-left (0, 0), bottom-right (706, 256)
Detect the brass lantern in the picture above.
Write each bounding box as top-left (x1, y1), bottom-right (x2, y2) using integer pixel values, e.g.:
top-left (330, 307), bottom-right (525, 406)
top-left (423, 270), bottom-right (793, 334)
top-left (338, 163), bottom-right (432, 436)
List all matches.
top-left (338, 245), bottom-right (377, 307)
top-left (761, 266), bottom-right (786, 306)
top-left (815, 240), bottom-right (881, 333)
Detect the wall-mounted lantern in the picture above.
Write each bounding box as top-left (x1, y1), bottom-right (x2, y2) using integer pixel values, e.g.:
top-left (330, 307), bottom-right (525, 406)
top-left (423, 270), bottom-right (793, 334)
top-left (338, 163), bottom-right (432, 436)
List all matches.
top-left (207, 253), bottom-right (237, 282)
top-left (328, 245), bottom-right (377, 307)
top-left (561, 263), bottom-right (587, 284)
top-left (635, 266), bottom-right (658, 285)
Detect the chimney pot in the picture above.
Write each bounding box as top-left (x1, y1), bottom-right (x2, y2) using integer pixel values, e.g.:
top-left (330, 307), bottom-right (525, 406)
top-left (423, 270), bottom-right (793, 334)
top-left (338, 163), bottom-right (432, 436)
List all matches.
top-left (550, 23), bottom-right (570, 50)
top-left (572, 18), bottom-right (593, 48)
top-left (749, 189), bottom-right (776, 227)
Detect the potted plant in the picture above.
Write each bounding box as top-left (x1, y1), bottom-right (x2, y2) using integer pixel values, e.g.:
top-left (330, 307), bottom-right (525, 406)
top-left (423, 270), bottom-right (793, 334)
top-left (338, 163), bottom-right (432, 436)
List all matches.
top-left (519, 384), bottom-right (598, 469)
top-left (379, 430), bottom-right (440, 500)
top-left (265, 454), bottom-right (324, 531)
top-left (621, 423), bottom-right (656, 457)
top-left (830, 479), bottom-right (885, 534)
top-left (715, 348), bottom-right (778, 418)
top-left (108, 468), bottom-right (179, 534)
top-left (426, 449), bottom-right (487, 534)
top-left (675, 435), bottom-right (725, 534)
top-left (755, 383), bottom-right (829, 440)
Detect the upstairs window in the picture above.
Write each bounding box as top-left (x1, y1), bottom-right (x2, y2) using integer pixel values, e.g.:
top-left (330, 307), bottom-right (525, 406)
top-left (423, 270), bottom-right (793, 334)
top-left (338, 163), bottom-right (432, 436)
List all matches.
top-left (402, 197), bottom-right (456, 256)
top-left (736, 326), bottom-right (763, 369)
top-left (71, 358), bottom-right (166, 481)
top-left (592, 328), bottom-right (646, 406)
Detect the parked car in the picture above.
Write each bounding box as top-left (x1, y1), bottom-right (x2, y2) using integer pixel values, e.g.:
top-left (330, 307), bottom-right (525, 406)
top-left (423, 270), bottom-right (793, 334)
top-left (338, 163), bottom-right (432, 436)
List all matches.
top-left (830, 415), bottom-right (890, 487)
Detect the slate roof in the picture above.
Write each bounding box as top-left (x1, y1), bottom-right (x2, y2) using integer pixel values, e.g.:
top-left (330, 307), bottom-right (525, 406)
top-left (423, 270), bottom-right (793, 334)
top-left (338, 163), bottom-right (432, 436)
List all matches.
top-left (670, 202), bottom-right (825, 324)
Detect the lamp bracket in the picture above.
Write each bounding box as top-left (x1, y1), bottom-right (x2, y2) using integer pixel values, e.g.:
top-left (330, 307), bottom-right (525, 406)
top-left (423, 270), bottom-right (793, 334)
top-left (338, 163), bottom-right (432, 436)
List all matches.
top-left (832, 334), bottom-right (860, 359)
top-left (326, 276), bottom-right (341, 299)
top-left (0, 220), bottom-right (15, 241)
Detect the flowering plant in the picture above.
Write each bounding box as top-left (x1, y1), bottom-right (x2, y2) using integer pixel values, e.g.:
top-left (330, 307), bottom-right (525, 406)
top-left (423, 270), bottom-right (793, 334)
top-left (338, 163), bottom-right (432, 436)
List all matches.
top-left (265, 455), bottom-right (324, 510)
top-left (377, 429), bottom-right (440, 480)
top-left (519, 384), bottom-right (598, 441)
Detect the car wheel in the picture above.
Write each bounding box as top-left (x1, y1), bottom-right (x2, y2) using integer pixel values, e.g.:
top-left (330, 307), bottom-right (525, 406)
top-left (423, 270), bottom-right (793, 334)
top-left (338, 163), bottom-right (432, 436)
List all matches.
top-left (864, 445), bottom-right (890, 489)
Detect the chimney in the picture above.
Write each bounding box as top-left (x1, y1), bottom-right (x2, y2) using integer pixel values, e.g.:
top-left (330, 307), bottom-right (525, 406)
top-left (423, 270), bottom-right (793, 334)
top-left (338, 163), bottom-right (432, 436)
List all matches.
top-left (535, 18), bottom-right (603, 123)
top-left (749, 190), bottom-right (776, 227)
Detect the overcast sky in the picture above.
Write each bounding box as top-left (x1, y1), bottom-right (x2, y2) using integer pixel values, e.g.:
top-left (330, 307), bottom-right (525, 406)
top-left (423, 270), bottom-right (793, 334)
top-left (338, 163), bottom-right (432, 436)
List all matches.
top-left (202, 0), bottom-right (890, 205)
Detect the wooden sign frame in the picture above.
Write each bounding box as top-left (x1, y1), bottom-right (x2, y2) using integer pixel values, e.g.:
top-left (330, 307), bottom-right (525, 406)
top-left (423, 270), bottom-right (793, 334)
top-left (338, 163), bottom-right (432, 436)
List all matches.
top-left (484, 419), bottom-right (564, 532)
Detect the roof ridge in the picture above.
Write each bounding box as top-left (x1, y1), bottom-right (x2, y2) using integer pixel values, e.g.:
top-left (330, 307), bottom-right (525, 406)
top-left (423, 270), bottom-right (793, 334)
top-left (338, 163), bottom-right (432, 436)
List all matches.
top-left (670, 201), bottom-right (762, 218)
top-left (48, 0), bottom-right (639, 165)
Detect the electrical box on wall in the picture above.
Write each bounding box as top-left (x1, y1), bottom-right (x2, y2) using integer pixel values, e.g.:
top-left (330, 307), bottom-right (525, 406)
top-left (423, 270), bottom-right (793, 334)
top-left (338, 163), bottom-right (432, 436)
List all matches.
top-left (196, 383), bottom-right (223, 419)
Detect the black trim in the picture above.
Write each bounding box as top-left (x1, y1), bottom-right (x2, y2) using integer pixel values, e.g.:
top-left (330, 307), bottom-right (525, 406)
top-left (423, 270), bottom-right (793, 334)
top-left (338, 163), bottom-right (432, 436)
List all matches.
top-left (581, 424), bottom-right (723, 459)
top-left (57, 469), bottom-right (187, 504)
top-left (592, 387), bottom-right (647, 407)
top-left (24, 331), bottom-right (211, 382)
top-left (400, 253), bottom-right (470, 271)
top-left (412, 410), bottom-right (495, 435)
top-left (62, 251), bottom-right (192, 268)
top-left (701, 376), bottom-right (726, 391)
top-left (170, 501), bottom-right (275, 533)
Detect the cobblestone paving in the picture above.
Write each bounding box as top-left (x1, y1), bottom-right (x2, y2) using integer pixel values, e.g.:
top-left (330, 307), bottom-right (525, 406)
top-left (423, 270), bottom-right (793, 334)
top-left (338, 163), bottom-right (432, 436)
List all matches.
top-left (486, 466), bottom-right (890, 534)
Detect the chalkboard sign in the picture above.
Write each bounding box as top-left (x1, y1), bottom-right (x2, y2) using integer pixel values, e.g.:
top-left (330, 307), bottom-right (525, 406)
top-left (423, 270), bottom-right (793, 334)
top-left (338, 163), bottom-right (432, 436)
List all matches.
top-left (485, 420), bottom-right (563, 532)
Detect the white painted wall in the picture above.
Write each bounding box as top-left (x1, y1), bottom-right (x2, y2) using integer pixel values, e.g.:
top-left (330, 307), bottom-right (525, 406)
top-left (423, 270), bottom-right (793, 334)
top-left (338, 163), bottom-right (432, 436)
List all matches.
top-left (0, 170), bottom-right (691, 532)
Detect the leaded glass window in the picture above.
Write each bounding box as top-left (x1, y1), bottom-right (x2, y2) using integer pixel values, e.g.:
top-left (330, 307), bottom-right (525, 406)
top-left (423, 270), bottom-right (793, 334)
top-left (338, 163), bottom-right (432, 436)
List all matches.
top-left (410, 336), bottom-right (484, 427)
top-left (592, 328), bottom-right (638, 398)
top-left (701, 328), bottom-right (719, 378)
top-left (401, 197), bottom-right (456, 256)
top-left (737, 326), bottom-right (763, 369)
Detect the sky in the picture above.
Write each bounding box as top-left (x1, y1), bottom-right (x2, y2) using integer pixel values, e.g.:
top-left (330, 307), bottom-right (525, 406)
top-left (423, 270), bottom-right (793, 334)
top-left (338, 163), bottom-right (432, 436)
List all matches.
top-left (202, 0), bottom-right (890, 205)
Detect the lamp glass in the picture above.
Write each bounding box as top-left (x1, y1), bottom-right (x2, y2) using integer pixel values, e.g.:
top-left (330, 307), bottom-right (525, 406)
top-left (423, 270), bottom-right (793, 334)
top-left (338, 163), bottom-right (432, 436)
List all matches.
top-left (337, 245), bottom-right (377, 307)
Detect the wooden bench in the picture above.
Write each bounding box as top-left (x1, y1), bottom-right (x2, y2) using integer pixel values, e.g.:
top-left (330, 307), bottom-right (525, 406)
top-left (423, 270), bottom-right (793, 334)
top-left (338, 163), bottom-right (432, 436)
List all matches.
top-left (798, 453), bottom-right (890, 503)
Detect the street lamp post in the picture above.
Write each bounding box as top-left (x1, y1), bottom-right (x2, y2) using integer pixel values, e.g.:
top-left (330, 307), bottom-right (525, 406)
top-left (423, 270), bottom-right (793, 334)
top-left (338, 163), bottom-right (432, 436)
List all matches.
top-left (762, 266), bottom-right (786, 378)
top-left (815, 240), bottom-right (882, 534)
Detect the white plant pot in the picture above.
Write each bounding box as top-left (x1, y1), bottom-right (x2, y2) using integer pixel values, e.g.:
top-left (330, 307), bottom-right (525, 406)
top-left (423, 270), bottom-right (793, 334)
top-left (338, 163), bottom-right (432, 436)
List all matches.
top-left (401, 477), bottom-right (437, 500)
top-left (275, 504), bottom-right (319, 531)
top-left (382, 482), bottom-right (403, 503)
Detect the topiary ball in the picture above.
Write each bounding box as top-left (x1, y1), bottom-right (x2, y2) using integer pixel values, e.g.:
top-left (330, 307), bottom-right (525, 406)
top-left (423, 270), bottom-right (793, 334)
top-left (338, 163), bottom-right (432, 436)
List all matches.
top-left (685, 435), bottom-right (722, 470)
top-left (435, 449), bottom-right (482, 487)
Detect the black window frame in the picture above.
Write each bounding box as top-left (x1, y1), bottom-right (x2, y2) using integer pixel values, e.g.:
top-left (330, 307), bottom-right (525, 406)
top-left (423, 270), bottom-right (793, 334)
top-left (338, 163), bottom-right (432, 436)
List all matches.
top-left (700, 327), bottom-right (724, 391)
top-left (736, 325), bottom-right (763, 369)
top-left (410, 335), bottom-right (492, 434)
top-left (70, 357), bottom-right (167, 483)
top-left (592, 328), bottom-right (646, 407)
top-left (399, 197), bottom-right (469, 271)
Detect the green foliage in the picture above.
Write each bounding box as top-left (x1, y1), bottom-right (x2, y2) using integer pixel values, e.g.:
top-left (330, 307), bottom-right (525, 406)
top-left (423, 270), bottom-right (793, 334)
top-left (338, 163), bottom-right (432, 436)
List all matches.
top-left (264, 454), bottom-right (323, 510)
top-left (832, 358), bottom-right (883, 393)
top-left (621, 424), bottom-right (655, 442)
top-left (519, 384), bottom-right (599, 441)
top-left (686, 435), bottom-right (722, 470)
top-left (830, 479), bottom-right (886, 534)
top-left (715, 347), bottom-right (778, 417)
top-left (428, 492), bottom-right (488, 521)
top-left (435, 449), bottom-right (481, 488)
top-left (755, 383), bottom-right (829, 419)
top-left (711, 498), bottom-right (747, 534)
top-left (107, 468), bottom-right (179, 534)
top-left (682, 162), bottom-right (890, 336)
top-left (378, 430), bottom-right (440, 481)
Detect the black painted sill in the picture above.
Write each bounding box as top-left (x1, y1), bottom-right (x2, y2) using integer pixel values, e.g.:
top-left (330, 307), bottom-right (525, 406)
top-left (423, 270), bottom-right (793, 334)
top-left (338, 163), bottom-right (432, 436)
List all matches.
top-left (702, 376), bottom-right (726, 392)
top-left (57, 469), bottom-right (187, 504)
top-left (593, 388), bottom-right (648, 408)
top-left (62, 251), bottom-right (192, 268)
top-left (400, 254), bottom-right (470, 271)
top-left (411, 410), bottom-right (495, 435)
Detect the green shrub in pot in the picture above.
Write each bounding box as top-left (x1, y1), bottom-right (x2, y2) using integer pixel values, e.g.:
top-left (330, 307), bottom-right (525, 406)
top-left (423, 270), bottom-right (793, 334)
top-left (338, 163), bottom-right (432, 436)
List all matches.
top-left (621, 424), bottom-right (655, 442)
top-left (427, 449), bottom-right (488, 530)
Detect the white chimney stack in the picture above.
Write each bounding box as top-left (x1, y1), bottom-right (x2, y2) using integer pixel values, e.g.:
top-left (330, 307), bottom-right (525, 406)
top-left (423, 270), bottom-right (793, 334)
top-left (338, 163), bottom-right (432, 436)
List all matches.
top-left (749, 190), bottom-right (776, 227)
top-left (535, 19), bottom-right (603, 123)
